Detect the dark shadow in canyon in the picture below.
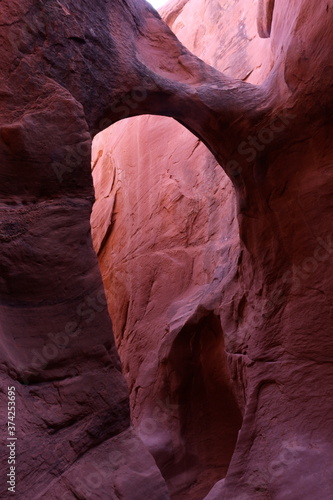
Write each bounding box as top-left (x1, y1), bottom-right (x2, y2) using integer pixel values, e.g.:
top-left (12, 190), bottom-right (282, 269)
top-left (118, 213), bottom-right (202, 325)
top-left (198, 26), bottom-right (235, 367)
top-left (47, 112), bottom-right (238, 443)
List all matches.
top-left (92, 114), bottom-right (241, 499)
top-left (161, 312), bottom-right (242, 499)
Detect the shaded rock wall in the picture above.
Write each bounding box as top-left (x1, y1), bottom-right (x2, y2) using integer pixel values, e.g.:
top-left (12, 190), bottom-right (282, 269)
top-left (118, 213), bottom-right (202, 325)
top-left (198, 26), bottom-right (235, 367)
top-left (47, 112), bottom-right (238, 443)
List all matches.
top-left (92, 114), bottom-right (240, 499)
top-left (91, 0), bottom-right (272, 497)
top-left (2, 0), bottom-right (248, 497)
top-left (92, 0), bottom-right (333, 499)
top-left (0, 0), bottom-right (333, 499)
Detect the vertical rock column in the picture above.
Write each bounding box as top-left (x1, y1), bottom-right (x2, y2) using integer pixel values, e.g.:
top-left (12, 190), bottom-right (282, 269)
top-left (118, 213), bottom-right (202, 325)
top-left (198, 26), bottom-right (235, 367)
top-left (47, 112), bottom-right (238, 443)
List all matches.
top-left (0, 68), bottom-right (169, 499)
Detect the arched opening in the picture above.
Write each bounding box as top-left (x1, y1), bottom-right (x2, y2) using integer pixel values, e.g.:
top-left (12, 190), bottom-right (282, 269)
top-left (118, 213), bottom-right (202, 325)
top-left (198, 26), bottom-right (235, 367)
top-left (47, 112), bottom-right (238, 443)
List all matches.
top-left (91, 114), bottom-right (242, 499)
top-left (158, 311), bottom-right (243, 499)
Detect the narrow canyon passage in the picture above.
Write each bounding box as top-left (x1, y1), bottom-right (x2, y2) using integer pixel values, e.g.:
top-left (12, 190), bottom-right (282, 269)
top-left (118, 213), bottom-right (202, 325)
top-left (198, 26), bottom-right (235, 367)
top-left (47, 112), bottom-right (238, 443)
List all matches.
top-left (1, 0), bottom-right (333, 499)
top-left (91, 115), bottom-right (242, 498)
top-left (163, 313), bottom-right (243, 498)
top-left (90, 1), bottom-right (333, 498)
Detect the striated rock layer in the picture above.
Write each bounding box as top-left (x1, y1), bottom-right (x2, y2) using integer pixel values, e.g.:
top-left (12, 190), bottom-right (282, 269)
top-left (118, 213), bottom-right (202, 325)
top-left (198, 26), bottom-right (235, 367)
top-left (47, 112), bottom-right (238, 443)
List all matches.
top-left (0, 0), bottom-right (333, 499)
top-left (0, 0), bottom-right (249, 497)
top-left (91, 0), bottom-right (271, 496)
top-left (92, 0), bottom-right (333, 499)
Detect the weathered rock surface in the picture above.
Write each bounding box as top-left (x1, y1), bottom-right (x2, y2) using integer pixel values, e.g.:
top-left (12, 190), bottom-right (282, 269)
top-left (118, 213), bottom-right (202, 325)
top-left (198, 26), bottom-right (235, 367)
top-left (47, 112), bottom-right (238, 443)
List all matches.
top-left (1, 0), bottom-right (333, 499)
top-left (0, 0), bottom-right (247, 497)
top-left (91, 0), bottom-right (333, 499)
top-left (92, 115), bottom-right (242, 499)
top-left (91, 0), bottom-right (271, 497)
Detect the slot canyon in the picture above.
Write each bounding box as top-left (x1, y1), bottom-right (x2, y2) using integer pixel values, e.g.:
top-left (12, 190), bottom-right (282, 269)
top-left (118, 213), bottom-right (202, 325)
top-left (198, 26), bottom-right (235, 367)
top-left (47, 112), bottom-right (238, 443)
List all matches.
top-left (0, 0), bottom-right (333, 499)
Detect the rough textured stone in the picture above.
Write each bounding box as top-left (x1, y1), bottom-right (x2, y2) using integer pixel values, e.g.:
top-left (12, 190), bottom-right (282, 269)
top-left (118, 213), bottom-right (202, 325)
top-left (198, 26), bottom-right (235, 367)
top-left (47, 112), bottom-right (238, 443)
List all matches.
top-left (91, 0), bottom-right (333, 499)
top-left (1, 0), bottom-right (333, 499)
top-left (0, 0), bottom-right (237, 497)
top-left (91, 1), bottom-right (270, 496)
top-left (92, 115), bottom-right (242, 499)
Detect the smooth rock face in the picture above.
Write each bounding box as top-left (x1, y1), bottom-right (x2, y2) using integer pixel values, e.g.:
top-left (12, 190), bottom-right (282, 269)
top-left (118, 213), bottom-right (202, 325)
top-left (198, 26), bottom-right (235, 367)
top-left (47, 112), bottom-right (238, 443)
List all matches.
top-left (1, 0), bottom-right (333, 500)
top-left (91, 1), bottom-right (270, 497)
top-left (92, 116), bottom-right (242, 499)
top-left (91, 0), bottom-right (333, 499)
top-left (1, 0), bottom-right (230, 497)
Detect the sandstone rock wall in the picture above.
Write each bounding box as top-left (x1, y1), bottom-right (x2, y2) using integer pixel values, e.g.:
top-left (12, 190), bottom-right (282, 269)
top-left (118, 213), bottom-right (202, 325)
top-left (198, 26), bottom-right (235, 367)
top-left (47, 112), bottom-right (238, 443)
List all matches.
top-left (91, 1), bottom-right (273, 497)
top-left (2, 0), bottom-right (240, 497)
top-left (92, 0), bottom-right (333, 499)
top-left (1, 0), bottom-right (333, 498)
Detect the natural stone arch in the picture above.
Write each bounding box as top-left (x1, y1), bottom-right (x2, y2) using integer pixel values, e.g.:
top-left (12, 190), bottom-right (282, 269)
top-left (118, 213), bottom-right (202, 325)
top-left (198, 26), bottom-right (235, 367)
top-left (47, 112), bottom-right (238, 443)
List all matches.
top-left (91, 112), bottom-right (241, 499)
top-left (1, 0), bottom-right (333, 499)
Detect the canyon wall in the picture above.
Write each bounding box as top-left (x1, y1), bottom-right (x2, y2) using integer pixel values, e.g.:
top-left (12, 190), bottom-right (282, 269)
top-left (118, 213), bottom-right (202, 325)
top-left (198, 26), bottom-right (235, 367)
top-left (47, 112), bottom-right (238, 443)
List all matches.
top-left (0, 0), bottom-right (333, 499)
top-left (92, 0), bottom-right (333, 499)
top-left (91, 0), bottom-right (272, 497)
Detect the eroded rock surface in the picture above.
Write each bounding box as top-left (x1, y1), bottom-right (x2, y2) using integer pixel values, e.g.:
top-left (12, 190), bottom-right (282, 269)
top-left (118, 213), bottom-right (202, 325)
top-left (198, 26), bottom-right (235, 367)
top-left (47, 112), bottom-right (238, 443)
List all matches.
top-left (91, 0), bottom-right (333, 499)
top-left (91, 0), bottom-right (271, 497)
top-left (1, 0), bottom-right (333, 499)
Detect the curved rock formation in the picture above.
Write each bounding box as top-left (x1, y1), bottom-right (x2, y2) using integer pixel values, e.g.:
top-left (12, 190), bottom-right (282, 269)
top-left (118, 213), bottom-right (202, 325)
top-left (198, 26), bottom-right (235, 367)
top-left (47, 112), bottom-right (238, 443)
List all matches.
top-left (92, 0), bottom-right (333, 499)
top-left (1, 0), bottom-right (333, 499)
top-left (91, 1), bottom-right (271, 497)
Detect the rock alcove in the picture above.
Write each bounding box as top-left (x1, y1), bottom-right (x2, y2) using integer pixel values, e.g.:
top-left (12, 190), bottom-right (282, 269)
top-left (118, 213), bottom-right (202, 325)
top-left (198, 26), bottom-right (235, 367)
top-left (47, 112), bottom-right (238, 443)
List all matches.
top-left (1, 0), bottom-right (333, 499)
